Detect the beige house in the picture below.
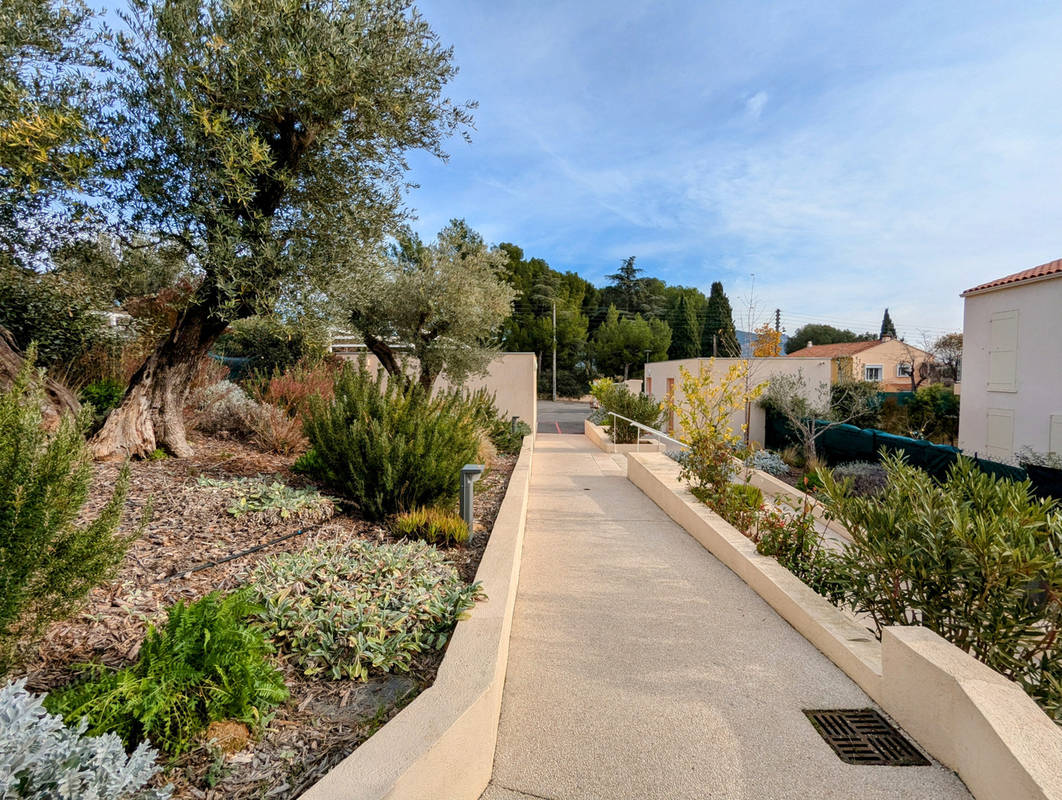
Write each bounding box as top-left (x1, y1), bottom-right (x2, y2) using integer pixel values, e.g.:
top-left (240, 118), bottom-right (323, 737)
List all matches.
top-left (786, 337), bottom-right (934, 392)
top-left (645, 357), bottom-right (831, 446)
top-left (958, 258), bottom-right (1062, 461)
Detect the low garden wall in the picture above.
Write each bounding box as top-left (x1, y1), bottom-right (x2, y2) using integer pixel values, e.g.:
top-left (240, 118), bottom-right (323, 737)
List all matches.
top-left (583, 418), bottom-right (665, 454)
top-left (300, 435), bottom-right (534, 800)
top-left (627, 450), bottom-right (1062, 800)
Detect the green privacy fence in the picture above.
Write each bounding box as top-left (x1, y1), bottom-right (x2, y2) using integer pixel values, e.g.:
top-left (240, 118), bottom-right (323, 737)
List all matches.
top-left (763, 412), bottom-right (1032, 486)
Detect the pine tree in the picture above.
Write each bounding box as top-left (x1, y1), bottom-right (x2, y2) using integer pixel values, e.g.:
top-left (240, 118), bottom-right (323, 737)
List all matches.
top-left (701, 282), bottom-right (739, 357)
top-left (880, 308), bottom-right (897, 339)
top-left (605, 256), bottom-right (643, 313)
top-left (669, 293), bottom-right (701, 359)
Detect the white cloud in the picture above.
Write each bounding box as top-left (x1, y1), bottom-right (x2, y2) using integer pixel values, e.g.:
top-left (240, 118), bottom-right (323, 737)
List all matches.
top-left (745, 90), bottom-right (768, 119)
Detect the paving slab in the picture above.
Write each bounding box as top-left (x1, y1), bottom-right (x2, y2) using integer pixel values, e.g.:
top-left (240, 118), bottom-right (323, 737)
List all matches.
top-left (482, 434), bottom-right (970, 800)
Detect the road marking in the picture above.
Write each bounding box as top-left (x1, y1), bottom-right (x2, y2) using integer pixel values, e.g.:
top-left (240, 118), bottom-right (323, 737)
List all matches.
top-left (555, 421), bottom-right (562, 434)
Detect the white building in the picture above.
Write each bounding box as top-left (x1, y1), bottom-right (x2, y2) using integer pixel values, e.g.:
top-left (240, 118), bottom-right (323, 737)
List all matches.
top-left (958, 258), bottom-right (1062, 461)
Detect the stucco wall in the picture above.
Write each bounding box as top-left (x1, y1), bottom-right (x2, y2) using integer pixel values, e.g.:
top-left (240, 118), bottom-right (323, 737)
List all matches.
top-left (343, 352), bottom-right (538, 432)
top-left (644, 357), bottom-right (831, 446)
top-left (959, 277), bottom-right (1062, 460)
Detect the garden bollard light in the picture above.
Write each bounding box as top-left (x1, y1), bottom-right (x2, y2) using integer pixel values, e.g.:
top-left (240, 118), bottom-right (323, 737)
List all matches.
top-left (460, 464), bottom-right (485, 536)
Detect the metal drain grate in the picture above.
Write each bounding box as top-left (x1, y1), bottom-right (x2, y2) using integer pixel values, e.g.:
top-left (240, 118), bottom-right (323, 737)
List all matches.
top-left (804, 709), bottom-right (929, 766)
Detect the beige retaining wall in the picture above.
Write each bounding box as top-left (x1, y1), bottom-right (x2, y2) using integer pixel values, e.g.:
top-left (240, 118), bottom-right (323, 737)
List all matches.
top-left (583, 418), bottom-right (665, 454)
top-left (300, 435), bottom-right (534, 800)
top-left (627, 450), bottom-right (1062, 800)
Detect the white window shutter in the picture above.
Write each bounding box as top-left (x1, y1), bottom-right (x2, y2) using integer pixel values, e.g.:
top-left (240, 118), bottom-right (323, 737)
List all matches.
top-left (987, 310), bottom-right (1018, 392)
top-left (986, 408), bottom-right (1014, 460)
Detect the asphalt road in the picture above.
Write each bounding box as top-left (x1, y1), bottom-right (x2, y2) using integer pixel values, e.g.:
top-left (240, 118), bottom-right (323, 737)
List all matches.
top-left (537, 400), bottom-right (591, 434)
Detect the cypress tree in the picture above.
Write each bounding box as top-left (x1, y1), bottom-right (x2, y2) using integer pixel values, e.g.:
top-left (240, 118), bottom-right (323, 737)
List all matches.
top-left (702, 281), bottom-right (740, 357)
top-left (880, 308), bottom-right (897, 339)
top-left (669, 293), bottom-right (701, 359)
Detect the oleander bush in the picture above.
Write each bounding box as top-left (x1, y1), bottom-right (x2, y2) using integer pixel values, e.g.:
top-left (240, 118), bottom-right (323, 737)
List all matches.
top-left (392, 507), bottom-right (469, 546)
top-left (0, 362), bottom-right (138, 672)
top-left (821, 454), bottom-right (1062, 721)
top-left (0, 680), bottom-right (170, 800)
top-left (744, 449), bottom-right (790, 476)
top-left (44, 592), bottom-right (287, 755)
top-left (251, 539), bottom-right (481, 681)
top-left (301, 366), bottom-right (481, 520)
top-left (196, 475), bottom-right (335, 522)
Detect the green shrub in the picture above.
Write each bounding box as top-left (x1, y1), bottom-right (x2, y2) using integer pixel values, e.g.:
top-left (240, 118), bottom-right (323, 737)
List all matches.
top-left (301, 366), bottom-right (481, 521)
top-left (905, 383), bottom-right (960, 444)
top-left (830, 379), bottom-right (881, 428)
top-left (756, 500), bottom-right (842, 601)
top-left (392, 507), bottom-right (469, 546)
top-left (250, 539), bottom-right (481, 681)
top-left (821, 454), bottom-right (1062, 721)
top-left (45, 591), bottom-right (287, 755)
top-left (590, 379), bottom-right (664, 444)
top-left (196, 475), bottom-right (335, 522)
top-left (80, 377), bottom-right (126, 429)
top-left (213, 316), bottom-right (328, 378)
top-left (0, 362), bottom-right (137, 671)
top-left (0, 268), bottom-right (110, 368)
top-left (694, 482), bottom-right (762, 536)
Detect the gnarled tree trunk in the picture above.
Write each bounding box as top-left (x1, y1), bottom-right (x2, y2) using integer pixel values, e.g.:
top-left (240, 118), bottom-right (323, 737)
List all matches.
top-left (91, 301), bottom-right (229, 460)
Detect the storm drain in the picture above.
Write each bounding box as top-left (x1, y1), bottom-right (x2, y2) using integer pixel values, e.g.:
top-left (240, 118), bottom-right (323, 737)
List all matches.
top-left (803, 709), bottom-right (930, 766)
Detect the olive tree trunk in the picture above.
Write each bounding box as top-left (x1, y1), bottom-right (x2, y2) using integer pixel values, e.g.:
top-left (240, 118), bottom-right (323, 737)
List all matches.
top-left (90, 301), bottom-right (229, 460)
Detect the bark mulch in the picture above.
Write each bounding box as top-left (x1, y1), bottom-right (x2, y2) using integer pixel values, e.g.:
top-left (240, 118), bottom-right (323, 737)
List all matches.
top-left (13, 433), bottom-right (519, 800)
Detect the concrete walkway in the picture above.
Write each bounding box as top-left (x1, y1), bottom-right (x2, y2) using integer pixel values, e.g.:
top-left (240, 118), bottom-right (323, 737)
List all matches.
top-left (481, 435), bottom-right (969, 800)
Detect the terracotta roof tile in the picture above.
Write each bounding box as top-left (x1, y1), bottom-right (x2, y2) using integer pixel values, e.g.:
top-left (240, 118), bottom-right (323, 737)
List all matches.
top-left (786, 340), bottom-right (881, 358)
top-left (962, 258), bottom-right (1062, 295)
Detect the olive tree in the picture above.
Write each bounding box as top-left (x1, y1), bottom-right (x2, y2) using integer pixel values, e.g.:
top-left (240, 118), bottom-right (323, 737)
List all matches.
top-left (347, 220), bottom-right (515, 391)
top-left (0, 0), bottom-right (104, 262)
top-left (91, 0), bottom-right (472, 458)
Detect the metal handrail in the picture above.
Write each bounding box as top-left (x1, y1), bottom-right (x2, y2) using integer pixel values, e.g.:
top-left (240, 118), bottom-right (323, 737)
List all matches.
top-left (606, 411), bottom-right (688, 452)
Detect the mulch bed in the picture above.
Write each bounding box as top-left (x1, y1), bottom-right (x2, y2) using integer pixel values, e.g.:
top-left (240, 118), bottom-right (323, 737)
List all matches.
top-left (12, 432), bottom-right (519, 799)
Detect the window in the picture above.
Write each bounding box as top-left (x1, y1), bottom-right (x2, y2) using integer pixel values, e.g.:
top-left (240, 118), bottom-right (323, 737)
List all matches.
top-left (988, 310), bottom-right (1018, 392)
top-left (864, 365), bottom-right (883, 382)
top-left (897, 362), bottom-right (913, 378)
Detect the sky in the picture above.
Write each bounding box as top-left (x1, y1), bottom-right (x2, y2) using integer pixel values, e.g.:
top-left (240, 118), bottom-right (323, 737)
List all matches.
top-left (398, 0), bottom-right (1062, 341)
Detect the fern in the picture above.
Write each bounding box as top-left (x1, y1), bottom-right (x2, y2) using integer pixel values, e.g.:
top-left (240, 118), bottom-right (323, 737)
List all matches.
top-left (44, 591), bottom-right (287, 755)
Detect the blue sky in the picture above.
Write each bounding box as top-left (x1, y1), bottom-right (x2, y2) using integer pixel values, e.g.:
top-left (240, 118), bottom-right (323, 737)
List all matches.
top-left (400, 0), bottom-right (1062, 340)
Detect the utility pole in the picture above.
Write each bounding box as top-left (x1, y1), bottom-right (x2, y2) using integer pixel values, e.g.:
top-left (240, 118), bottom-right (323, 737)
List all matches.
top-left (552, 301), bottom-right (557, 402)
top-left (775, 308), bottom-right (781, 332)
top-left (712, 334), bottom-right (718, 358)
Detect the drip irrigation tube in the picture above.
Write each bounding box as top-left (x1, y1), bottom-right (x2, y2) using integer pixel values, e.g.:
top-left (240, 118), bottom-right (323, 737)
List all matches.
top-left (156, 522), bottom-right (326, 584)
